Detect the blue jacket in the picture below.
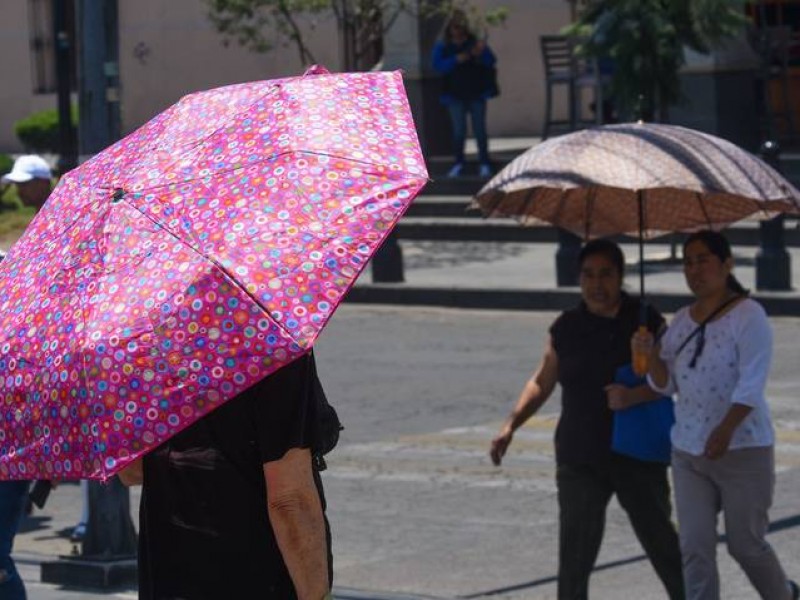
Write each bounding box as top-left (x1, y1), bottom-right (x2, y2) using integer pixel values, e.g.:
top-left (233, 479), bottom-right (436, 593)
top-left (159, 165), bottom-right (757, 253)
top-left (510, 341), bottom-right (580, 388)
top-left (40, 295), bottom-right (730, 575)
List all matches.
top-left (432, 37), bottom-right (497, 104)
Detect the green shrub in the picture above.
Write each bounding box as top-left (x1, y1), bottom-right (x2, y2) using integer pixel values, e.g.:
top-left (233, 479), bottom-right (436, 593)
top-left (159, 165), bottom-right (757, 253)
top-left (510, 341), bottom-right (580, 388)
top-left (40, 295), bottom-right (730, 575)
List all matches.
top-left (14, 106), bottom-right (77, 154)
top-left (0, 184), bottom-right (23, 212)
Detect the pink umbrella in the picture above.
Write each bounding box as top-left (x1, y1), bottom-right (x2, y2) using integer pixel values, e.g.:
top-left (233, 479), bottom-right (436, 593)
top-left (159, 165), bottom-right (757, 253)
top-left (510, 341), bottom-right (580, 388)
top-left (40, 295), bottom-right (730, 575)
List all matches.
top-left (0, 66), bottom-right (427, 481)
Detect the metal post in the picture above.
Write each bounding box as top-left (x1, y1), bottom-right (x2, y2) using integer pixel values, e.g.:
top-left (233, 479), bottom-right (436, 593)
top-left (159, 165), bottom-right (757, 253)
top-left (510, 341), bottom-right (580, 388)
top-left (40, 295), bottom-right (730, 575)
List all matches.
top-left (76, 0), bottom-right (135, 555)
top-left (555, 228), bottom-right (581, 286)
top-left (53, 0), bottom-right (77, 175)
top-left (755, 141), bottom-right (791, 290)
top-left (42, 2), bottom-right (136, 587)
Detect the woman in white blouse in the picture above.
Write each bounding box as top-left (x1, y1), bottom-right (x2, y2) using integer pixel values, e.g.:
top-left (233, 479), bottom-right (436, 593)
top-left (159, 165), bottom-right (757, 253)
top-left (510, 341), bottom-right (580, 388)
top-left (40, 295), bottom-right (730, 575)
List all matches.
top-left (634, 230), bottom-right (797, 600)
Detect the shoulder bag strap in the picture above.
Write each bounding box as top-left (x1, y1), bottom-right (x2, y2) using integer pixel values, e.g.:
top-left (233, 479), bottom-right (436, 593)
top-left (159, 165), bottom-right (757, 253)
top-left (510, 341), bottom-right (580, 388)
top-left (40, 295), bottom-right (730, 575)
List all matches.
top-left (675, 295), bottom-right (743, 356)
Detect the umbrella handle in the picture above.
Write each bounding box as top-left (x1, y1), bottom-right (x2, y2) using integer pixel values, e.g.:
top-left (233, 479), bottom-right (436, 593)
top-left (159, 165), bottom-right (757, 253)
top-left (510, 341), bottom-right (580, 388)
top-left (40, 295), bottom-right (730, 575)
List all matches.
top-left (632, 325), bottom-right (649, 376)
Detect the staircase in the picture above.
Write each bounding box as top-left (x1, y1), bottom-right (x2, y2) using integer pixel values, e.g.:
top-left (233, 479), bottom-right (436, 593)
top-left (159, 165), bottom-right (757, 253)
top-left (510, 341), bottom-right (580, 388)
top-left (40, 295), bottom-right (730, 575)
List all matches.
top-left (397, 146), bottom-right (800, 248)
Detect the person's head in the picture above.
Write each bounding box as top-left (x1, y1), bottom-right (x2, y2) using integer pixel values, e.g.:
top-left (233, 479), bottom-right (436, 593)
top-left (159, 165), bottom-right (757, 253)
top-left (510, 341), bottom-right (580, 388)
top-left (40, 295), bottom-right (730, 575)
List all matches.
top-left (682, 230), bottom-right (749, 299)
top-left (578, 238), bottom-right (625, 316)
top-left (1, 154), bottom-right (52, 208)
top-left (443, 9), bottom-right (473, 44)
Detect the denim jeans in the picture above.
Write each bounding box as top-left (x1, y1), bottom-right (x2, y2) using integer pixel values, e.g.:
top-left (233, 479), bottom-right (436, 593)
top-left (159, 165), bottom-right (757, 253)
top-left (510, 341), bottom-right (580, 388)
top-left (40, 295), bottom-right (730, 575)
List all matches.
top-left (447, 99), bottom-right (490, 165)
top-left (556, 454), bottom-right (685, 600)
top-left (0, 481), bottom-right (30, 600)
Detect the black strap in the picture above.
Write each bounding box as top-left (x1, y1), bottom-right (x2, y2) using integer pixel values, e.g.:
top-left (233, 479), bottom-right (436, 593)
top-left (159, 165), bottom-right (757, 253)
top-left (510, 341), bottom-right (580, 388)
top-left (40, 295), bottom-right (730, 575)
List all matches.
top-left (675, 295), bottom-right (743, 356)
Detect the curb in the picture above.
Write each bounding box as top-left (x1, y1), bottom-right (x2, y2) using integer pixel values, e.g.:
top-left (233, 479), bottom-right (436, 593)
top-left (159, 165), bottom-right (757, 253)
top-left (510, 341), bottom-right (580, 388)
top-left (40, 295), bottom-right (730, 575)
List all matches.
top-left (345, 286), bottom-right (800, 316)
top-left (335, 587), bottom-right (451, 600)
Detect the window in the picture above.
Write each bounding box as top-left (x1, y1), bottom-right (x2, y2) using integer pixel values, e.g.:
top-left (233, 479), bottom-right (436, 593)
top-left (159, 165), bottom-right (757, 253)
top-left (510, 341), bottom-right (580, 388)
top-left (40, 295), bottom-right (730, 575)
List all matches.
top-left (28, 0), bottom-right (76, 94)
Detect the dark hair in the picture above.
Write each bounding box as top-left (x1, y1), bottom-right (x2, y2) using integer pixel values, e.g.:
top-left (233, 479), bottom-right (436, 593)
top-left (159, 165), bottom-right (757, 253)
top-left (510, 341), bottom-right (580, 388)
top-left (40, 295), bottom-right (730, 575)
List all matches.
top-left (683, 230), bottom-right (749, 296)
top-left (442, 9), bottom-right (476, 44)
top-left (578, 238), bottom-right (625, 277)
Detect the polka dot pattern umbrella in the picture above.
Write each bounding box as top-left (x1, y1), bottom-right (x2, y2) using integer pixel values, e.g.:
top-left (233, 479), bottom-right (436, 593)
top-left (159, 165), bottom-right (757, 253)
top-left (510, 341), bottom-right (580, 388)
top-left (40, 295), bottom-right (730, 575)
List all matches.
top-left (0, 67), bottom-right (427, 480)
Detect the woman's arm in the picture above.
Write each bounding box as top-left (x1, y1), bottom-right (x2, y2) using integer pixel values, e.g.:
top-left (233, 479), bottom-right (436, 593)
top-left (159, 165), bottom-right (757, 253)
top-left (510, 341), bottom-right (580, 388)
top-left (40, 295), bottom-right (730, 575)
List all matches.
top-left (706, 303), bottom-right (772, 459)
top-left (432, 41), bottom-right (460, 74)
top-left (631, 325), bottom-right (672, 391)
top-left (490, 336), bottom-right (558, 466)
top-left (605, 383), bottom-right (663, 411)
top-left (118, 458), bottom-right (143, 486)
top-left (474, 40), bottom-right (496, 66)
top-left (265, 448), bottom-right (330, 600)
top-left (704, 404), bottom-right (753, 459)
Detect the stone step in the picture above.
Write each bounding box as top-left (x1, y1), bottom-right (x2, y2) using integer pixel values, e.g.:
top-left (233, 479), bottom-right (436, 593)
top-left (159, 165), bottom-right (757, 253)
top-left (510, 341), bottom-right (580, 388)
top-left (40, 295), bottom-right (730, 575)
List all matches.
top-left (405, 196), bottom-right (477, 218)
top-left (421, 176), bottom-right (488, 197)
top-left (395, 216), bottom-right (800, 246)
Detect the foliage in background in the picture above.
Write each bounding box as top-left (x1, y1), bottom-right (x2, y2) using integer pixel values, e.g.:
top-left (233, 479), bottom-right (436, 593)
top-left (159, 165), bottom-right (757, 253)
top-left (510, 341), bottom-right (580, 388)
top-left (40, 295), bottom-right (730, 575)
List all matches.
top-left (14, 105), bottom-right (78, 154)
top-left (0, 186), bottom-right (25, 213)
top-left (565, 0), bottom-right (748, 121)
top-left (205, 0), bottom-right (507, 71)
top-left (0, 154), bottom-right (13, 178)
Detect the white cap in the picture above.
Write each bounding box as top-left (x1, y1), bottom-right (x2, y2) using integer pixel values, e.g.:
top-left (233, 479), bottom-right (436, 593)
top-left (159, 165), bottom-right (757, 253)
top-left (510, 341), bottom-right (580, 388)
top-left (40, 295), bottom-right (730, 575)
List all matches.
top-left (1, 155), bottom-right (52, 183)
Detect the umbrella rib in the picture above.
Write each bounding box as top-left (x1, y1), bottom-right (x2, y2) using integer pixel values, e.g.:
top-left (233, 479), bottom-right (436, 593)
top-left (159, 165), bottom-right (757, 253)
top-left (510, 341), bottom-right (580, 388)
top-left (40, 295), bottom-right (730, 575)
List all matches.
top-left (115, 150), bottom-right (425, 199)
top-left (695, 192), bottom-right (713, 229)
top-left (122, 198), bottom-right (306, 348)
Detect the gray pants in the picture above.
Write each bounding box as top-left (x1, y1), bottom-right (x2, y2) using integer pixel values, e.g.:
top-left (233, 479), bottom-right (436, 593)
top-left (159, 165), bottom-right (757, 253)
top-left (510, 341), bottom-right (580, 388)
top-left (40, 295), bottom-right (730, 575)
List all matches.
top-left (672, 446), bottom-right (790, 600)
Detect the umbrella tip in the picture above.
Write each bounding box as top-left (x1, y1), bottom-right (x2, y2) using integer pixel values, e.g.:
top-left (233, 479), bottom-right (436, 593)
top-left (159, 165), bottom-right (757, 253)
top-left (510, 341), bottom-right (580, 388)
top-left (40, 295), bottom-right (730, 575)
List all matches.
top-left (303, 65), bottom-right (330, 77)
top-left (112, 188), bottom-right (125, 204)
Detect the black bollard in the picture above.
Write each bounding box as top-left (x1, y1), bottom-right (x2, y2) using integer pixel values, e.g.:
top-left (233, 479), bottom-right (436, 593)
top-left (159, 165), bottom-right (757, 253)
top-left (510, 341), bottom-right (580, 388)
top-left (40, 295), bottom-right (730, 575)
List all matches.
top-left (372, 230), bottom-right (405, 283)
top-left (40, 477), bottom-right (138, 589)
top-left (555, 228), bottom-right (581, 287)
top-left (83, 478), bottom-right (137, 559)
top-left (755, 141), bottom-right (792, 291)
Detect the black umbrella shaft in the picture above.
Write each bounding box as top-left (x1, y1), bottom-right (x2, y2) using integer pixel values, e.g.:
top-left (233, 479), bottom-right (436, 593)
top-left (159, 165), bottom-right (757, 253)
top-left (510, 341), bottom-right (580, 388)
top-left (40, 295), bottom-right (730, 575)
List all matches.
top-left (638, 190), bottom-right (646, 324)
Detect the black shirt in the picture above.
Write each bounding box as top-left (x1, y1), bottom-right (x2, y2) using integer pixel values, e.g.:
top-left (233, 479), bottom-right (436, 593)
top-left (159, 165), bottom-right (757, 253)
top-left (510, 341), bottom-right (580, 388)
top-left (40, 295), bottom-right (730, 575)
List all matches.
top-left (138, 353), bottom-right (337, 600)
top-left (549, 294), bottom-right (664, 466)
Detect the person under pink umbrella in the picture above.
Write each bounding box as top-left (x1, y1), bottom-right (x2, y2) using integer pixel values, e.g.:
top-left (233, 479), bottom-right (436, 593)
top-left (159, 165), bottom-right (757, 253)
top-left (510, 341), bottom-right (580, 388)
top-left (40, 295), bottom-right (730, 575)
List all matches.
top-left (120, 352), bottom-right (340, 600)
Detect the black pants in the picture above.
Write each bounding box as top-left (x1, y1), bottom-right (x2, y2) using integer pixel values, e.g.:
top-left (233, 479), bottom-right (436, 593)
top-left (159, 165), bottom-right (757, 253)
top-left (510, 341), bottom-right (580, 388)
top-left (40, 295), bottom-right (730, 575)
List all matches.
top-left (556, 454), bottom-right (685, 600)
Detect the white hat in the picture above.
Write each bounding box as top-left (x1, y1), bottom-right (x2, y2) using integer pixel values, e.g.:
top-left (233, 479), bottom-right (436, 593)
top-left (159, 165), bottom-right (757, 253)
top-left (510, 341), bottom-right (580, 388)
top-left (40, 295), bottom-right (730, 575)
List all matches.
top-left (1, 155), bottom-right (52, 183)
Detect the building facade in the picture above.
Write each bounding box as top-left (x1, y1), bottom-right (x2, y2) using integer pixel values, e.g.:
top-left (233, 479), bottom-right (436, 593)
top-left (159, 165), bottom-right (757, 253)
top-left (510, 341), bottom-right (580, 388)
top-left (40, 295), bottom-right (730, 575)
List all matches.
top-left (0, 0), bottom-right (574, 153)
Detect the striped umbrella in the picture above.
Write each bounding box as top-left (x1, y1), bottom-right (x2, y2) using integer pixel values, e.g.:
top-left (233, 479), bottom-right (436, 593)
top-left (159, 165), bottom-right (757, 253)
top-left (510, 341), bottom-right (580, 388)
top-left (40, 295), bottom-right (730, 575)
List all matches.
top-left (474, 121), bottom-right (800, 291)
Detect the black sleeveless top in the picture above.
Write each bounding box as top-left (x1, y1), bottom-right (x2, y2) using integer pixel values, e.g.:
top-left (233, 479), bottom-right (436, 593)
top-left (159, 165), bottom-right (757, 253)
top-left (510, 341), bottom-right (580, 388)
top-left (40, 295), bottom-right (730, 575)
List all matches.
top-left (549, 294), bottom-right (664, 466)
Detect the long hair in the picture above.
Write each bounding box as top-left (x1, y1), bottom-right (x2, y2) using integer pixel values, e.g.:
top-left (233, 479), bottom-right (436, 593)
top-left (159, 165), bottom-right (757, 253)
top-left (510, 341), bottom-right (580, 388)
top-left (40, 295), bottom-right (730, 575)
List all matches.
top-left (683, 230), bottom-right (749, 296)
top-left (440, 9), bottom-right (476, 45)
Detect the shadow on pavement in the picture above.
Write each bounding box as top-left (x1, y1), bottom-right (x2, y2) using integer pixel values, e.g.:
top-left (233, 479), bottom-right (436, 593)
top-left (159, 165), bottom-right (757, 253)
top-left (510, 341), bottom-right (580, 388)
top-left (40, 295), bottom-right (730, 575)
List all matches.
top-left (462, 512), bottom-right (800, 598)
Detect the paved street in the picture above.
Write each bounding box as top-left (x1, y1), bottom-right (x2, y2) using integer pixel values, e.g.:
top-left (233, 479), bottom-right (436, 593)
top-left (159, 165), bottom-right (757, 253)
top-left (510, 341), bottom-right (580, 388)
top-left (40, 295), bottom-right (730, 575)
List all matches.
top-left (13, 304), bottom-right (800, 599)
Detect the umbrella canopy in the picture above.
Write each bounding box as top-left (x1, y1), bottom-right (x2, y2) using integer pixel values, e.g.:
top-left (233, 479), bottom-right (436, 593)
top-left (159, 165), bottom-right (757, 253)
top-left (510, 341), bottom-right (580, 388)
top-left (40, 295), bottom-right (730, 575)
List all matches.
top-left (474, 122), bottom-right (800, 240)
top-left (0, 67), bottom-right (427, 481)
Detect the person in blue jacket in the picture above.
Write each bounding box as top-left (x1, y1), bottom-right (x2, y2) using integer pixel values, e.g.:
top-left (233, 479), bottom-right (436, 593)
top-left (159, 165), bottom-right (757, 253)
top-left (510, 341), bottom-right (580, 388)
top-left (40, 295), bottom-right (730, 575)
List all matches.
top-left (432, 10), bottom-right (497, 179)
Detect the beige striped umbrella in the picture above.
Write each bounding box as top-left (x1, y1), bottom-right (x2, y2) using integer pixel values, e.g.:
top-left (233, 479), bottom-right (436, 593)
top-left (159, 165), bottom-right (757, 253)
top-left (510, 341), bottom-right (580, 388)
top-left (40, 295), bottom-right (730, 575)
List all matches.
top-left (473, 122), bottom-right (800, 325)
top-left (475, 123), bottom-right (800, 240)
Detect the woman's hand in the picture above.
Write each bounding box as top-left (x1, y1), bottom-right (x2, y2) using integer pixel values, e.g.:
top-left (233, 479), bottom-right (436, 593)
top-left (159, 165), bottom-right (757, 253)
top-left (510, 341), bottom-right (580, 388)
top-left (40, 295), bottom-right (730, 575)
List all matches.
top-left (704, 424), bottom-right (734, 459)
top-left (118, 458), bottom-right (143, 486)
top-left (605, 384), bottom-right (634, 411)
top-left (631, 328), bottom-right (655, 359)
top-left (490, 427), bottom-right (513, 466)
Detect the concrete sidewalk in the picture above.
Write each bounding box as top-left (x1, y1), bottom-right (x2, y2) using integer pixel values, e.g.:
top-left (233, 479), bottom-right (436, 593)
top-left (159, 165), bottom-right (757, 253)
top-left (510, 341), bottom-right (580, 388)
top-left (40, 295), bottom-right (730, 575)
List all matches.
top-left (345, 136), bottom-right (800, 316)
top-left (351, 239), bottom-right (800, 315)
